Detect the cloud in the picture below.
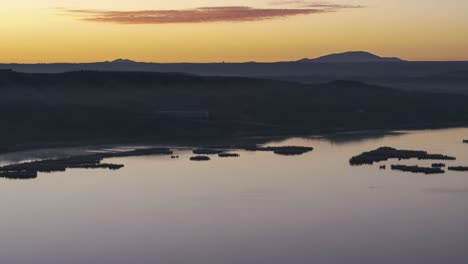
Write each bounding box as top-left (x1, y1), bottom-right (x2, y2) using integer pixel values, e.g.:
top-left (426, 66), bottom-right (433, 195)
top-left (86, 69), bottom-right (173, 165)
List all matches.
top-left (63, 5), bottom-right (361, 24)
top-left (270, 1), bottom-right (364, 9)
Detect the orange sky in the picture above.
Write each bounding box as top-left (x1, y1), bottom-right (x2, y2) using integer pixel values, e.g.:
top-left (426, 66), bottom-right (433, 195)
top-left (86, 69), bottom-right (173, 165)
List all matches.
top-left (1, 0), bottom-right (468, 63)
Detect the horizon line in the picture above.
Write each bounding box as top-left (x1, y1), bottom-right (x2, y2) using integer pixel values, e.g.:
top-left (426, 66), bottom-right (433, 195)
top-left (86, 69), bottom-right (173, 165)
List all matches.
top-left (4, 59), bottom-right (468, 64)
top-left (3, 51), bottom-right (468, 64)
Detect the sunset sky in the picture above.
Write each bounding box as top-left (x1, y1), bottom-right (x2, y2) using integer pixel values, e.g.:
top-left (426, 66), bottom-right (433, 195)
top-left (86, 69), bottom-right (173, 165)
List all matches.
top-left (1, 0), bottom-right (468, 63)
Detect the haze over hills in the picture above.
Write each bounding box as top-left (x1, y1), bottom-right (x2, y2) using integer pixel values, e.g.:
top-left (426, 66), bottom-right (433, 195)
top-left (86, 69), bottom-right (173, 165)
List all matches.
top-left (1, 51), bottom-right (468, 94)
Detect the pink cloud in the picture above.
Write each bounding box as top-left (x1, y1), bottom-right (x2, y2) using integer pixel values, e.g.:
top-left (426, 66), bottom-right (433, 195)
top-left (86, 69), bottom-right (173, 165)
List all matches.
top-left (64, 4), bottom-right (361, 24)
top-left (270, 1), bottom-right (364, 9)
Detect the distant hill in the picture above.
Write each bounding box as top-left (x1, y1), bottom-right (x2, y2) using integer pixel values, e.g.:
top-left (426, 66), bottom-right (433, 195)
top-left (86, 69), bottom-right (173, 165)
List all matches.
top-left (3, 55), bottom-right (468, 95)
top-left (109, 59), bottom-right (137, 64)
top-left (299, 51), bottom-right (404, 63)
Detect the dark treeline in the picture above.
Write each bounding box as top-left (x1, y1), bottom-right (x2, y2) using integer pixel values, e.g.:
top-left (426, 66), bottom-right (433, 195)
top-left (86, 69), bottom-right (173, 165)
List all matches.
top-left (2, 70), bottom-right (468, 152)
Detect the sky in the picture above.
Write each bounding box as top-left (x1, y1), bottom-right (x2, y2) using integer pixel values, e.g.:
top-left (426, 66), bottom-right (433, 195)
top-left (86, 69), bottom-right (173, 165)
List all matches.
top-left (1, 0), bottom-right (468, 63)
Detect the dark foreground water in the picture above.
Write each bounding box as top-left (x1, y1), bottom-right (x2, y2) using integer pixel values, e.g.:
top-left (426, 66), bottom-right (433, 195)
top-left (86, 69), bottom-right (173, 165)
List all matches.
top-left (1, 128), bottom-right (468, 264)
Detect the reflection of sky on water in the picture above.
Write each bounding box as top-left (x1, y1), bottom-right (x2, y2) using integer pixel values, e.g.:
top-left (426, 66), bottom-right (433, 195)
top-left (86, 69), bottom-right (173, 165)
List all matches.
top-left (1, 128), bottom-right (468, 263)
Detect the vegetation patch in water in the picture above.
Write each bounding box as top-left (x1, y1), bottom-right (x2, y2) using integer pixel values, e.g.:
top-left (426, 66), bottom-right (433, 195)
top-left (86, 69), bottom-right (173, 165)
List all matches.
top-left (0, 170), bottom-right (38, 180)
top-left (0, 147), bottom-right (172, 180)
top-left (190, 156), bottom-right (211, 161)
top-left (350, 147), bottom-right (455, 165)
top-left (391, 165), bottom-right (445, 174)
top-left (242, 145), bottom-right (313, 156)
top-left (448, 166), bottom-right (468, 171)
top-left (432, 163), bottom-right (446, 168)
top-left (218, 153), bottom-right (240, 158)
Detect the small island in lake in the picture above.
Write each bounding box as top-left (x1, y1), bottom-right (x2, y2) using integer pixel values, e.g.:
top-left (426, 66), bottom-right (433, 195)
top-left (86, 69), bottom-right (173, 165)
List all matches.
top-left (350, 147), bottom-right (456, 165)
top-left (432, 163), bottom-right (446, 168)
top-left (218, 153), bottom-right (240, 158)
top-left (0, 148), bottom-right (173, 180)
top-left (190, 156), bottom-right (211, 161)
top-left (242, 145), bottom-right (313, 156)
top-left (448, 166), bottom-right (468, 171)
top-left (391, 165), bottom-right (445, 174)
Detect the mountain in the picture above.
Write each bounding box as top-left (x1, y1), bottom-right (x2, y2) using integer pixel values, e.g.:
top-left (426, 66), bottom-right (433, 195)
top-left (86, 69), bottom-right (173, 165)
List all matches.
top-left (299, 51), bottom-right (404, 63)
top-left (109, 58), bottom-right (137, 64)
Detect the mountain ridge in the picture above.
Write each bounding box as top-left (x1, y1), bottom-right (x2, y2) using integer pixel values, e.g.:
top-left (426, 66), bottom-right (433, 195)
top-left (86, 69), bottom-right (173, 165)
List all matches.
top-left (109, 58), bottom-right (137, 64)
top-left (299, 51), bottom-right (404, 63)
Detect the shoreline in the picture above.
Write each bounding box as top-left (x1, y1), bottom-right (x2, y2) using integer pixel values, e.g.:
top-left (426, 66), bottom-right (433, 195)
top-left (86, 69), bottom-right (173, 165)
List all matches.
top-left (1, 123), bottom-right (467, 157)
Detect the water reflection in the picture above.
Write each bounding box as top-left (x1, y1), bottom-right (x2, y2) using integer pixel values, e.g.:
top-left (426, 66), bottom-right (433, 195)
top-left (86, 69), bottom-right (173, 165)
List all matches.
top-left (424, 187), bottom-right (468, 194)
top-left (0, 128), bottom-right (468, 263)
top-left (321, 130), bottom-right (406, 145)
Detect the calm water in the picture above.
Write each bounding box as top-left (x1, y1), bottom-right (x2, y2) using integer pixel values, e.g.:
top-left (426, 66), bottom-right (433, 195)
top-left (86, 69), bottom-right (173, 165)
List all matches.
top-left (1, 128), bottom-right (468, 264)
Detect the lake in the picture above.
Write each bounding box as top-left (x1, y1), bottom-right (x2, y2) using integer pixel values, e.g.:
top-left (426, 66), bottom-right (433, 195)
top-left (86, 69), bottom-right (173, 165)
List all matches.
top-left (1, 128), bottom-right (468, 264)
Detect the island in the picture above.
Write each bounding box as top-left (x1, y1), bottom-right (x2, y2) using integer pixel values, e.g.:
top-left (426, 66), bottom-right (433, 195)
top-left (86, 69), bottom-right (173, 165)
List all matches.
top-left (190, 156), bottom-right (211, 161)
top-left (350, 147), bottom-right (456, 165)
top-left (448, 166), bottom-right (468, 171)
top-left (0, 148), bottom-right (173, 180)
top-left (242, 145), bottom-right (314, 156)
top-left (391, 165), bottom-right (445, 174)
top-left (432, 163), bottom-right (446, 168)
top-left (218, 153), bottom-right (240, 158)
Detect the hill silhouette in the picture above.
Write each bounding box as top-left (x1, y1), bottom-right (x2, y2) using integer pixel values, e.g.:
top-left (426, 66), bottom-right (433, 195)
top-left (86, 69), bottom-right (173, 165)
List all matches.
top-left (3, 52), bottom-right (468, 95)
top-left (299, 51), bottom-right (404, 63)
top-left (1, 70), bottom-right (468, 152)
top-left (110, 58), bottom-right (137, 64)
